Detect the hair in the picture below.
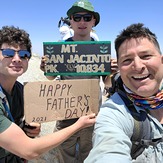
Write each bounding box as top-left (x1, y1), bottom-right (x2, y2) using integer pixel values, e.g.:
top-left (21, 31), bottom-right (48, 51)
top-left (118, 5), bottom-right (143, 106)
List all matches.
top-left (0, 26), bottom-right (32, 54)
top-left (115, 23), bottom-right (161, 59)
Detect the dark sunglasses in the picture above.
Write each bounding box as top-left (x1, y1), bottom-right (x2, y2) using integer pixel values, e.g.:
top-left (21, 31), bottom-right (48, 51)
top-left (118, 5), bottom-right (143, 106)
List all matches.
top-left (0, 49), bottom-right (31, 59)
top-left (72, 14), bottom-right (93, 22)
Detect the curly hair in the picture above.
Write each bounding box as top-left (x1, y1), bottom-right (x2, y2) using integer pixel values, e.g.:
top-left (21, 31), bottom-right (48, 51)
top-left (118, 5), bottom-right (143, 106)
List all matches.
top-left (115, 23), bottom-right (161, 59)
top-left (0, 26), bottom-right (32, 54)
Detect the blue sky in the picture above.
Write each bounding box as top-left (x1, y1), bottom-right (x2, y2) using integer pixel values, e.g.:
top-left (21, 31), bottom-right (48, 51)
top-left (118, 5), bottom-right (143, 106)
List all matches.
top-left (0, 0), bottom-right (163, 58)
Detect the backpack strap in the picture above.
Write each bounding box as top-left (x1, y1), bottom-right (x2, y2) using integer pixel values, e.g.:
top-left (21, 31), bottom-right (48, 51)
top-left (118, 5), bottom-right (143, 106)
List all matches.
top-left (117, 90), bottom-right (151, 159)
top-left (131, 111), bottom-right (151, 159)
top-left (0, 86), bottom-right (14, 122)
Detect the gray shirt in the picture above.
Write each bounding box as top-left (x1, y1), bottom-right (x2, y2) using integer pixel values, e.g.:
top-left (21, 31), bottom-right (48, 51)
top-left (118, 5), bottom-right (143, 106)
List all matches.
top-left (85, 92), bottom-right (163, 163)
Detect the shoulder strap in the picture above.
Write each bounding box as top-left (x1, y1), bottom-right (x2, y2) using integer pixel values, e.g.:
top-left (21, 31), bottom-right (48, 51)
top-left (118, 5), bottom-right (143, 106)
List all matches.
top-left (117, 90), bottom-right (151, 159)
top-left (120, 90), bottom-right (163, 159)
top-left (0, 86), bottom-right (14, 122)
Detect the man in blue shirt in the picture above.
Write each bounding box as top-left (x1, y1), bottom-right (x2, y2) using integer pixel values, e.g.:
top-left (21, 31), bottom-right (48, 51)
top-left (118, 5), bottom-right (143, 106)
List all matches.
top-left (85, 23), bottom-right (163, 163)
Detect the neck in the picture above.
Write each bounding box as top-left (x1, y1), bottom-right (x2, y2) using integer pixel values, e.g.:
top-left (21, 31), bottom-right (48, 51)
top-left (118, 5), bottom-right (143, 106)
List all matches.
top-left (150, 109), bottom-right (163, 124)
top-left (0, 74), bottom-right (16, 94)
top-left (73, 34), bottom-right (92, 41)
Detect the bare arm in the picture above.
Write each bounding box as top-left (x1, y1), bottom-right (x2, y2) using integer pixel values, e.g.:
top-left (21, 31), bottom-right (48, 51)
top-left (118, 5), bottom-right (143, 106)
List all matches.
top-left (0, 113), bottom-right (95, 160)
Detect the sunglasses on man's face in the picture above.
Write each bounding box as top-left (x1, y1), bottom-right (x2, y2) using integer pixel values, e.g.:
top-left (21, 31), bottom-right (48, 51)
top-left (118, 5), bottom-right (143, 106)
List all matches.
top-left (72, 14), bottom-right (93, 22)
top-left (0, 49), bottom-right (31, 59)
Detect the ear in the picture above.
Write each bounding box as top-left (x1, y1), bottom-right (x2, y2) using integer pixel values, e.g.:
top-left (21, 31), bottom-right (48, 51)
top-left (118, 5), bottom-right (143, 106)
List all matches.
top-left (161, 55), bottom-right (163, 64)
top-left (92, 18), bottom-right (96, 27)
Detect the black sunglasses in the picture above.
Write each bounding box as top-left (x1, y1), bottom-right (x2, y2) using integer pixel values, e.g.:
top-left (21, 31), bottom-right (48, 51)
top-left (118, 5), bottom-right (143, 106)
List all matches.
top-left (72, 14), bottom-right (93, 22)
top-left (0, 49), bottom-right (31, 59)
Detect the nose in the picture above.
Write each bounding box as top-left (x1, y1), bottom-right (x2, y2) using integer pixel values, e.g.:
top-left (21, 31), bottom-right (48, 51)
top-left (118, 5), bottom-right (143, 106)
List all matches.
top-left (12, 53), bottom-right (21, 62)
top-left (79, 17), bottom-right (85, 23)
top-left (132, 57), bottom-right (145, 72)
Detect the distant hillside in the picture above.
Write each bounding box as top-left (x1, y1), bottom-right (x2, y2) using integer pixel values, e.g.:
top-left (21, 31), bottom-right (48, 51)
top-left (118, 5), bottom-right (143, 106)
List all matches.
top-left (18, 54), bottom-right (49, 84)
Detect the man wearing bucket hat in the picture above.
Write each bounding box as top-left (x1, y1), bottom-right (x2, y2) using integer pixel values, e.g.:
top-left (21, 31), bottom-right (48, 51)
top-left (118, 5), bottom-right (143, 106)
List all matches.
top-left (40, 0), bottom-right (118, 162)
top-left (67, 0), bottom-right (100, 27)
top-left (55, 0), bottom-right (102, 163)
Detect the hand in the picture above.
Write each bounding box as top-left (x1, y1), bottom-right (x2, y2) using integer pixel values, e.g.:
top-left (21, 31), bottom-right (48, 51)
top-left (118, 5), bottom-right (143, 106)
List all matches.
top-left (40, 56), bottom-right (56, 80)
top-left (103, 58), bottom-right (118, 87)
top-left (111, 58), bottom-right (118, 75)
top-left (40, 56), bottom-right (47, 72)
top-left (76, 113), bottom-right (96, 129)
top-left (24, 122), bottom-right (41, 138)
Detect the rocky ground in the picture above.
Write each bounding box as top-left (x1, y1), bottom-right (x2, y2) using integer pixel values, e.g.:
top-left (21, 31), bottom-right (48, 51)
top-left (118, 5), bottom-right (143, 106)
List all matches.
top-left (18, 54), bottom-right (107, 163)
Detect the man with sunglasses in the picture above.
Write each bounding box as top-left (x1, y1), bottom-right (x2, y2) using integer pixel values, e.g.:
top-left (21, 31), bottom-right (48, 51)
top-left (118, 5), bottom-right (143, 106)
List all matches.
top-left (58, 17), bottom-right (99, 41)
top-left (0, 25), bottom-right (96, 163)
top-left (0, 26), bottom-right (41, 162)
top-left (55, 0), bottom-right (102, 163)
top-left (40, 1), bottom-right (118, 162)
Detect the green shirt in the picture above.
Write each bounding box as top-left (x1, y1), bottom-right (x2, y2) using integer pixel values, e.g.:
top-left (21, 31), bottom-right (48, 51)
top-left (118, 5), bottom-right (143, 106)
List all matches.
top-left (0, 102), bottom-right (12, 133)
top-left (0, 81), bottom-right (24, 160)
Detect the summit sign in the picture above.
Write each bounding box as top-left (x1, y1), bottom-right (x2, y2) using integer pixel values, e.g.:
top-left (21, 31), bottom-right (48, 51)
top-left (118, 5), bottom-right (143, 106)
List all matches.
top-left (43, 41), bottom-right (111, 76)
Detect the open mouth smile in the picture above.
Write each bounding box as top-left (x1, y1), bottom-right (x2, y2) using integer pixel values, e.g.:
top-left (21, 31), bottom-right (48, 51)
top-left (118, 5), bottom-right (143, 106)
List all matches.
top-left (132, 74), bottom-right (150, 80)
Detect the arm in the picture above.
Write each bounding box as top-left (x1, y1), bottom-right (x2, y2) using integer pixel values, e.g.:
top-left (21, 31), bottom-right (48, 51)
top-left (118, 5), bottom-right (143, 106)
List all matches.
top-left (103, 58), bottom-right (118, 87)
top-left (85, 96), bottom-right (134, 163)
top-left (102, 59), bottom-right (118, 97)
top-left (0, 113), bottom-right (95, 160)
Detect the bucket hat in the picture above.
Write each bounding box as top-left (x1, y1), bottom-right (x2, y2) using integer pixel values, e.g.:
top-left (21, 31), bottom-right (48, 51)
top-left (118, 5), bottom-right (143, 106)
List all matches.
top-left (67, 0), bottom-right (100, 26)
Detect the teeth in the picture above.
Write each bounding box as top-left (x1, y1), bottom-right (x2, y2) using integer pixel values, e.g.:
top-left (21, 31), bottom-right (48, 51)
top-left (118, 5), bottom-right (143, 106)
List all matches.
top-left (133, 75), bottom-right (148, 79)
